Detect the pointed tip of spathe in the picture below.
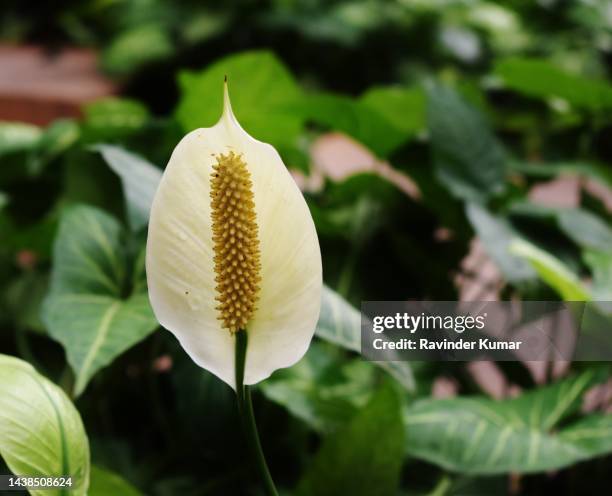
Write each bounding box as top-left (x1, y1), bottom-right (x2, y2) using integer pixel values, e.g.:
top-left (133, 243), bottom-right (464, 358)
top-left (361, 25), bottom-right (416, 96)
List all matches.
top-left (222, 76), bottom-right (234, 121)
top-left (219, 76), bottom-right (247, 136)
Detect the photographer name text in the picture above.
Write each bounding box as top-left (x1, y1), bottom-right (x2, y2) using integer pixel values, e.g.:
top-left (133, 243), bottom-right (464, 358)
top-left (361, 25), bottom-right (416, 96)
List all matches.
top-left (370, 312), bottom-right (523, 351)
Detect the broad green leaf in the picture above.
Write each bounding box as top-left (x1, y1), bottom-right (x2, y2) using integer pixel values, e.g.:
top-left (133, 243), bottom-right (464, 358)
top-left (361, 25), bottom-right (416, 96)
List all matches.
top-left (318, 285), bottom-right (414, 390)
top-left (293, 92), bottom-right (408, 157)
top-left (427, 84), bottom-right (506, 202)
top-left (83, 99), bottom-right (150, 141)
top-left (260, 341), bottom-right (376, 432)
top-left (557, 208), bottom-right (612, 252)
top-left (94, 145), bottom-right (162, 232)
top-left (42, 205), bottom-right (158, 396)
top-left (0, 191), bottom-right (7, 210)
top-left (495, 57), bottom-right (612, 111)
top-left (297, 384), bottom-right (404, 496)
top-left (0, 121), bottom-right (41, 156)
top-left (558, 414), bottom-right (612, 458)
top-left (404, 371), bottom-right (610, 474)
top-left (102, 25), bottom-right (173, 75)
top-left (176, 51), bottom-right (303, 147)
top-left (466, 204), bottom-right (535, 283)
top-left (510, 239), bottom-right (591, 301)
top-left (360, 86), bottom-right (425, 138)
top-left (0, 354), bottom-right (90, 495)
top-left (89, 465), bottom-right (142, 496)
top-left (259, 285), bottom-right (413, 430)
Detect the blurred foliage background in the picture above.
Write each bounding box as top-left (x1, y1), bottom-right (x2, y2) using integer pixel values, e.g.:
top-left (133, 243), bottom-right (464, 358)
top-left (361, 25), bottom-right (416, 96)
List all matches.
top-left (0, 0), bottom-right (611, 495)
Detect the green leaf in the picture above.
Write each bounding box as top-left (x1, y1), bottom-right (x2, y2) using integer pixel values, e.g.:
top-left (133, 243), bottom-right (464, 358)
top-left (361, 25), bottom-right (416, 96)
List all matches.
top-left (260, 341), bottom-right (376, 433)
top-left (360, 85), bottom-right (426, 138)
top-left (83, 99), bottom-right (150, 141)
top-left (0, 121), bottom-right (41, 156)
top-left (176, 51), bottom-right (303, 147)
top-left (102, 25), bottom-right (173, 75)
top-left (297, 384), bottom-right (404, 496)
top-left (293, 92), bottom-right (408, 157)
top-left (465, 204), bottom-right (536, 283)
top-left (404, 371), bottom-right (610, 474)
top-left (42, 205), bottom-right (158, 396)
top-left (318, 285), bottom-right (414, 390)
top-left (94, 145), bottom-right (162, 232)
top-left (263, 287), bottom-right (413, 434)
top-left (510, 239), bottom-right (591, 300)
top-left (495, 57), bottom-right (612, 111)
top-left (427, 83), bottom-right (506, 202)
top-left (0, 354), bottom-right (90, 495)
top-left (558, 414), bottom-right (612, 459)
top-left (557, 208), bottom-right (612, 252)
top-left (89, 465), bottom-right (142, 496)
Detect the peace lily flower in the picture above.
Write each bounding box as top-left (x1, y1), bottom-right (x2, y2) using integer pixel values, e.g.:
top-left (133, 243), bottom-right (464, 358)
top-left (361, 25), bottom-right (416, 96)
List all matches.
top-left (146, 81), bottom-right (322, 390)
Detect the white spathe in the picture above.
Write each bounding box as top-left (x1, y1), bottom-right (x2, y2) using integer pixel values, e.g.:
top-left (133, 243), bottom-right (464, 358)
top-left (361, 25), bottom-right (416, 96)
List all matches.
top-left (146, 84), bottom-right (322, 389)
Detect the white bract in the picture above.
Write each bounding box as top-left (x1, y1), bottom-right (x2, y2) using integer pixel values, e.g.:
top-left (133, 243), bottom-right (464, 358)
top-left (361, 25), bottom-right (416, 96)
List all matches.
top-left (146, 83), bottom-right (322, 389)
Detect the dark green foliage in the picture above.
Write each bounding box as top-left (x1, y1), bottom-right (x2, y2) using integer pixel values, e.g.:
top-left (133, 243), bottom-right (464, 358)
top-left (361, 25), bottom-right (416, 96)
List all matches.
top-left (297, 384), bottom-right (404, 496)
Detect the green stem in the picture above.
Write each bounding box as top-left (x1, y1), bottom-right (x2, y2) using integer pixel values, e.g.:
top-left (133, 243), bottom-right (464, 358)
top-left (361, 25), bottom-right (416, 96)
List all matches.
top-left (426, 474), bottom-right (452, 496)
top-left (235, 330), bottom-right (278, 496)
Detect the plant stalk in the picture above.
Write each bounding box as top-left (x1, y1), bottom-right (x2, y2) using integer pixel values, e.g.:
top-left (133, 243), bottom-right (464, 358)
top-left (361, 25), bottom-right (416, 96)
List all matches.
top-left (235, 329), bottom-right (278, 496)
